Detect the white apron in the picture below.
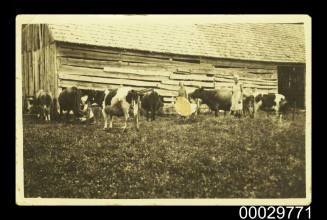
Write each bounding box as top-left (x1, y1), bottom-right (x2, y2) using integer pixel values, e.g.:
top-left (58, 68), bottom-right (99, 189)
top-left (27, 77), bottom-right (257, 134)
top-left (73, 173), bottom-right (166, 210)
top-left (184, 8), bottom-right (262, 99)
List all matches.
top-left (231, 83), bottom-right (243, 111)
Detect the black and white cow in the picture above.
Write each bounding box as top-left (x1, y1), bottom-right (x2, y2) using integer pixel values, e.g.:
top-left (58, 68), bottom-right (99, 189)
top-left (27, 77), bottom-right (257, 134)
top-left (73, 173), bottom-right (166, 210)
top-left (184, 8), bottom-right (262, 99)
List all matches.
top-left (35, 90), bottom-right (53, 121)
top-left (102, 87), bottom-right (140, 132)
top-left (254, 93), bottom-right (288, 121)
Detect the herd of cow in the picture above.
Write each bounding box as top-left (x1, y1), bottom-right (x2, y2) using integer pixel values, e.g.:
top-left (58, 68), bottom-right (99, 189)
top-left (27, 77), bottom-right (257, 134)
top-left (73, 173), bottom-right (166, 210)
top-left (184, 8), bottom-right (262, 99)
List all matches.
top-left (24, 86), bottom-right (289, 132)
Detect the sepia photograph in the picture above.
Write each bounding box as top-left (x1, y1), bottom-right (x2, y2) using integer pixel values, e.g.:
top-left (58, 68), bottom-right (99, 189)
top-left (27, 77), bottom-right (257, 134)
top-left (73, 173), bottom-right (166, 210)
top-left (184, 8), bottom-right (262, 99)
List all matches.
top-left (15, 15), bottom-right (311, 206)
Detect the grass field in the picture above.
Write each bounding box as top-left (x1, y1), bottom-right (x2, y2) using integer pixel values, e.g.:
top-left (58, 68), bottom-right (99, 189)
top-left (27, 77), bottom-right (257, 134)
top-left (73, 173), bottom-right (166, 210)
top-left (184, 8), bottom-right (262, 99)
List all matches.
top-left (23, 112), bottom-right (306, 199)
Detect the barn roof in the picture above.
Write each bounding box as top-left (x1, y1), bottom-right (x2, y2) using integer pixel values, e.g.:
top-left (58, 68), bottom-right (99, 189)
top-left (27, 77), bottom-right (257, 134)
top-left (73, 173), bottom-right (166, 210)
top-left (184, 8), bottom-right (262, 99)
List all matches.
top-left (48, 23), bottom-right (305, 63)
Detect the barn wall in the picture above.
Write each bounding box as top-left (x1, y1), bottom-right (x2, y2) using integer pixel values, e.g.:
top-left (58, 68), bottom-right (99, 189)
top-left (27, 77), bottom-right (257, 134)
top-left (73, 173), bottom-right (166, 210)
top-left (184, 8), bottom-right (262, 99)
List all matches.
top-left (56, 42), bottom-right (279, 110)
top-left (21, 24), bottom-right (57, 98)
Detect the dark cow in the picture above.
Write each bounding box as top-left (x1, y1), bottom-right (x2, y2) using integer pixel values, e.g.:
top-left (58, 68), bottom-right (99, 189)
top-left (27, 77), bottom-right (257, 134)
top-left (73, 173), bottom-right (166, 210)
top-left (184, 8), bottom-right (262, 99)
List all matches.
top-left (102, 87), bottom-right (140, 132)
top-left (189, 87), bottom-right (232, 117)
top-left (189, 87), bottom-right (255, 118)
top-left (58, 87), bottom-right (83, 120)
top-left (254, 93), bottom-right (288, 121)
top-left (141, 91), bottom-right (163, 121)
top-left (35, 90), bottom-right (53, 121)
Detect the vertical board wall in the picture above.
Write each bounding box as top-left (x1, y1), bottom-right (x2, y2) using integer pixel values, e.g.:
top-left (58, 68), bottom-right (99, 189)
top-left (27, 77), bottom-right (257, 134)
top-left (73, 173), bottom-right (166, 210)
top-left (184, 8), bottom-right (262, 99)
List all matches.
top-left (21, 24), bottom-right (57, 98)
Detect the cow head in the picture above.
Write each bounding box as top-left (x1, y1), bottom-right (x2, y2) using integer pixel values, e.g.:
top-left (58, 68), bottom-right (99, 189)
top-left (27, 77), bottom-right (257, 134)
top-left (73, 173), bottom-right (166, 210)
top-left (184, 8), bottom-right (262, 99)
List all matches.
top-left (189, 87), bottom-right (205, 100)
top-left (278, 96), bottom-right (289, 113)
top-left (126, 90), bottom-right (140, 130)
top-left (243, 95), bottom-right (255, 118)
top-left (126, 90), bottom-right (139, 105)
top-left (126, 90), bottom-right (140, 117)
top-left (253, 94), bottom-right (264, 113)
top-left (24, 96), bottom-right (35, 113)
top-left (71, 87), bottom-right (83, 117)
top-left (255, 94), bottom-right (263, 103)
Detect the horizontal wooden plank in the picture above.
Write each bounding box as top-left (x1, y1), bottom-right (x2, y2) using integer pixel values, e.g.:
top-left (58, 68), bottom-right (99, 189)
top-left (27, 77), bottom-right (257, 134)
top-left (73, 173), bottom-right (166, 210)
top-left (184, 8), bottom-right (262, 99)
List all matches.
top-left (214, 74), bottom-right (277, 84)
top-left (153, 89), bottom-right (178, 97)
top-left (213, 82), bottom-right (277, 90)
top-left (59, 65), bottom-right (168, 82)
top-left (156, 83), bottom-right (179, 91)
top-left (175, 67), bottom-right (214, 74)
top-left (59, 80), bottom-right (152, 92)
top-left (161, 79), bottom-right (213, 88)
top-left (58, 45), bottom-right (217, 72)
top-left (170, 73), bottom-right (214, 81)
top-left (59, 73), bottom-right (156, 87)
top-left (58, 43), bottom-right (121, 55)
top-left (60, 57), bottom-right (121, 69)
top-left (59, 67), bottom-right (276, 94)
top-left (163, 97), bottom-right (176, 103)
top-left (174, 69), bottom-right (277, 82)
top-left (59, 79), bottom-right (178, 97)
top-left (170, 73), bottom-right (276, 86)
top-left (58, 42), bottom-right (214, 68)
top-left (60, 57), bottom-right (174, 73)
top-left (57, 46), bottom-right (277, 81)
top-left (201, 57), bottom-right (278, 70)
top-left (242, 84), bottom-right (277, 89)
top-left (57, 47), bottom-right (121, 61)
top-left (213, 82), bottom-right (233, 88)
top-left (59, 80), bottom-right (111, 91)
top-left (156, 83), bottom-right (199, 93)
top-left (104, 66), bottom-right (171, 77)
top-left (58, 46), bottom-right (179, 66)
top-left (186, 67), bottom-right (277, 81)
top-left (213, 67), bottom-right (276, 75)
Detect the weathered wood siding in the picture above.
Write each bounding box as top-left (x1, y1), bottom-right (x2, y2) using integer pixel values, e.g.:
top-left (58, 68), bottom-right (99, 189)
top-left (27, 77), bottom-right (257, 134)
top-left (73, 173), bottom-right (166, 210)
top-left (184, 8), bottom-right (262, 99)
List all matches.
top-left (56, 42), bottom-right (278, 108)
top-left (21, 24), bottom-right (57, 98)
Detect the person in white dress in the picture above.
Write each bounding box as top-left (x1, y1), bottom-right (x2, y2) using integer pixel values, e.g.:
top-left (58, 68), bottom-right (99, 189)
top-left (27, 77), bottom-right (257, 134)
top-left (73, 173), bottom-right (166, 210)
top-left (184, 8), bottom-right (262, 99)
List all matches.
top-left (231, 75), bottom-right (243, 118)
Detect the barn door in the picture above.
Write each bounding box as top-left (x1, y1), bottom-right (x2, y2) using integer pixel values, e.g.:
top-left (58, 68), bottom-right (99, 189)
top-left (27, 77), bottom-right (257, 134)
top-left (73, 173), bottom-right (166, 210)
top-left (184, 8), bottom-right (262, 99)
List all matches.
top-left (278, 65), bottom-right (305, 109)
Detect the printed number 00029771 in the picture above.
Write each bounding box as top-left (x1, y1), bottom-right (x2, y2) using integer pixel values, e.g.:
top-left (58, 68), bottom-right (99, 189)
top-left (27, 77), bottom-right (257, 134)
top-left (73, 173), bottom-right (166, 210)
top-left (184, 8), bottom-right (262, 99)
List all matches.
top-left (239, 206), bottom-right (311, 219)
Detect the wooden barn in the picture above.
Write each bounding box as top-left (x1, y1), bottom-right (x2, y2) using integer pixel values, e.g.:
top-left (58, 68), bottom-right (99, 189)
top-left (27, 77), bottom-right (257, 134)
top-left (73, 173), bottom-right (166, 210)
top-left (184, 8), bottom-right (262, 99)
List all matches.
top-left (21, 23), bottom-right (306, 112)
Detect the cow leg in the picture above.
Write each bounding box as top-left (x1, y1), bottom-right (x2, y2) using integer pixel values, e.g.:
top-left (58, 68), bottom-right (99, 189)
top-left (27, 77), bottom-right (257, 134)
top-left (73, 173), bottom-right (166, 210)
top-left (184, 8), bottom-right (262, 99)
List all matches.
top-left (196, 98), bottom-right (200, 116)
top-left (146, 111), bottom-right (150, 122)
top-left (47, 112), bottom-right (50, 121)
top-left (121, 102), bottom-right (130, 132)
top-left (122, 114), bottom-right (128, 133)
top-left (37, 107), bottom-right (41, 119)
top-left (102, 108), bottom-right (108, 130)
top-left (152, 107), bottom-right (155, 121)
top-left (276, 110), bottom-right (282, 122)
top-left (59, 109), bottom-right (63, 121)
top-left (215, 109), bottom-right (219, 117)
top-left (46, 106), bottom-right (50, 121)
top-left (135, 100), bottom-right (140, 131)
top-left (66, 111), bottom-right (70, 122)
top-left (135, 112), bottom-right (139, 131)
top-left (109, 115), bottom-right (113, 129)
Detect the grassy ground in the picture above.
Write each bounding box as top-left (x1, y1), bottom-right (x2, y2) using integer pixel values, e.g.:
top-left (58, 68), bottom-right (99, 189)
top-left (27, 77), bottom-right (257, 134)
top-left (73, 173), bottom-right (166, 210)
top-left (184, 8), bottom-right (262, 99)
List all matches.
top-left (23, 112), bottom-right (306, 198)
